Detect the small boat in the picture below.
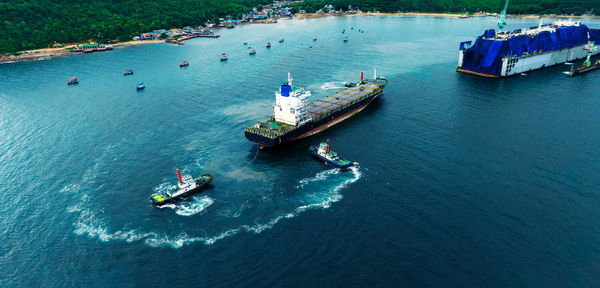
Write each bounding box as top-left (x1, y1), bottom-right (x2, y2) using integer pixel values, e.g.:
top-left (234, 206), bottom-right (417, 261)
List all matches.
top-left (279, 38), bottom-right (284, 43)
top-left (249, 48), bottom-right (256, 55)
top-left (266, 42), bottom-right (271, 48)
top-left (136, 82), bottom-right (145, 90)
top-left (123, 70), bottom-right (134, 76)
top-left (567, 36), bottom-right (599, 77)
top-left (343, 37), bottom-right (349, 43)
top-left (313, 36), bottom-right (317, 41)
top-left (244, 42), bottom-right (248, 45)
top-left (220, 53), bottom-right (228, 61)
top-left (180, 61), bottom-right (189, 67)
top-left (150, 169), bottom-right (213, 206)
top-left (67, 77), bottom-right (78, 85)
top-left (308, 140), bottom-right (353, 169)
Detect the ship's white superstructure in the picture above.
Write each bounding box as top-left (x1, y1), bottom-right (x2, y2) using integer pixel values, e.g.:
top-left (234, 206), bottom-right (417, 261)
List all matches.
top-left (273, 73), bottom-right (312, 126)
top-left (166, 171), bottom-right (197, 198)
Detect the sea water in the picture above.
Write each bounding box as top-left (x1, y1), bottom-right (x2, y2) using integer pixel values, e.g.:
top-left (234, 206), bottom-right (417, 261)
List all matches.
top-left (1, 16), bottom-right (600, 287)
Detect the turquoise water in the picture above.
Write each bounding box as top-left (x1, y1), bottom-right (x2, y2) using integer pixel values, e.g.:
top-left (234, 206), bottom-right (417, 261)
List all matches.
top-left (2, 16), bottom-right (600, 286)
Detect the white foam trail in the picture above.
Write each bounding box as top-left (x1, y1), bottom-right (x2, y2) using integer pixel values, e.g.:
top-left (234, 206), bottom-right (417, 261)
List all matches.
top-left (296, 168), bottom-right (340, 188)
top-left (66, 146), bottom-right (362, 249)
top-left (320, 81), bottom-right (346, 90)
top-left (157, 196), bottom-right (214, 216)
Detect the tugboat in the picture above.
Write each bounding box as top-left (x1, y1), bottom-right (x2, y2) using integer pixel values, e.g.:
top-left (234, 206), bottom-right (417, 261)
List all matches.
top-left (309, 140), bottom-right (353, 169)
top-left (220, 53), bottom-right (228, 62)
top-left (249, 48), bottom-right (256, 55)
top-left (136, 82), bottom-right (145, 91)
top-left (180, 60), bottom-right (189, 67)
top-left (266, 42), bottom-right (271, 48)
top-left (279, 38), bottom-right (284, 43)
top-left (568, 33), bottom-right (600, 77)
top-left (150, 169), bottom-right (213, 206)
top-left (67, 77), bottom-right (79, 85)
top-left (123, 70), bottom-right (134, 76)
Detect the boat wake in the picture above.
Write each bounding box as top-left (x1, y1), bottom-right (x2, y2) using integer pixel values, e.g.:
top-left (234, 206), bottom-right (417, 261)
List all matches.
top-left (158, 196), bottom-right (214, 216)
top-left (65, 144), bottom-right (362, 248)
top-left (320, 81), bottom-right (346, 90)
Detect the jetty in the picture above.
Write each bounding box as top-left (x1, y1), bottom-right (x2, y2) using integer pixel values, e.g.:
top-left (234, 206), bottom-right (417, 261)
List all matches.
top-left (71, 43), bottom-right (113, 53)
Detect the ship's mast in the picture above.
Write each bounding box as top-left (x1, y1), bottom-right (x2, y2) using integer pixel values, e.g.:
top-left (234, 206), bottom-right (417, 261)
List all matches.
top-left (374, 68), bottom-right (377, 79)
top-left (497, 0), bottom-right (509, 32)
top-left (583, 33), bottom-right (597, 68)
top-left (288, 72), bottom-right (293, 87)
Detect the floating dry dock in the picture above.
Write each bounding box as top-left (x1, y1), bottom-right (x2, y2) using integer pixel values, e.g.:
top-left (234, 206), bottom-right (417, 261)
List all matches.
top-left (244, 71), bottom-right (387, 148)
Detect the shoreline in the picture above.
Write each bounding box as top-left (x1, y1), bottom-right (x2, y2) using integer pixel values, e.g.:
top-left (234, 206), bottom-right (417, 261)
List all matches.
top-left (296, 11), bottom-right (600, 20)
top-left (0, 39), bottom-right (166, 64)
top-left (3, 12), bottom-right (600, 64)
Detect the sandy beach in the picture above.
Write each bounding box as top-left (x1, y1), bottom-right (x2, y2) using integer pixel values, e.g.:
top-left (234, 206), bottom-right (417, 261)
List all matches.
top-left (0, 39), bottom-right (166, 64)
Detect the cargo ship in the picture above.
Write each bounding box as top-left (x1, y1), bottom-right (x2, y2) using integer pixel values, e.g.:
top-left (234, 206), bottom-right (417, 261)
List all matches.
top-left (457, 0), bottom-right (600, 77)
top-left (244, 71), bottom-right (387, 148)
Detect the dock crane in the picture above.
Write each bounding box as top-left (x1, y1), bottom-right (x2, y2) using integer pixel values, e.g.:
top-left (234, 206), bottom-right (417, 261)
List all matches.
top-left (497, 0), bottom-right (509, 32)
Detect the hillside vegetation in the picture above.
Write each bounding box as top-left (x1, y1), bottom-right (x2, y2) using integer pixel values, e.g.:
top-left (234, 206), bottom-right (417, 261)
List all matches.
top-left (2, 0), bottom-right (599, 53)
top-left (0, 0), bottom-right (270, 53)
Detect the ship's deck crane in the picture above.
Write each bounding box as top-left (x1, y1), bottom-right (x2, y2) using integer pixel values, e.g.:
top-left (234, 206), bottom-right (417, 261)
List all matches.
top-left (497, 0), bottom-right (509, 32)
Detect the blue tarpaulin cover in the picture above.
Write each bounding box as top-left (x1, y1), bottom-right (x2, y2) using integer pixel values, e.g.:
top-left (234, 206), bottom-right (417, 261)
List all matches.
top-left (460, 25), bottom-right (600, 76)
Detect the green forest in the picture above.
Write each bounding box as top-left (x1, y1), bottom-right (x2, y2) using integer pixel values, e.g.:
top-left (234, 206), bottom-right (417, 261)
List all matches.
top-left (2, 0), bottom-right (600, 54)
top-left (0, 0), bottom-right (271, 53)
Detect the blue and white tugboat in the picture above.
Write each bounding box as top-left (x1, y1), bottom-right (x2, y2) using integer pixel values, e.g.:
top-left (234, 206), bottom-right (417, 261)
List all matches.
top-left (309, 140), bottom-right (353, 169)
top-left (150, 169), bottom-right (213, 206)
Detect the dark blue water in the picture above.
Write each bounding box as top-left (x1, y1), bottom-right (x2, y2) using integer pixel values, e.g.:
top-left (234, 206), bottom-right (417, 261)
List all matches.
top-left (2, 16), bottom-right (600, 287)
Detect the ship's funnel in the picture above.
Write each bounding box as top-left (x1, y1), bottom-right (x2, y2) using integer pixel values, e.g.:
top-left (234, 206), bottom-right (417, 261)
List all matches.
top-left (177, 169), bottom-right (183, 183)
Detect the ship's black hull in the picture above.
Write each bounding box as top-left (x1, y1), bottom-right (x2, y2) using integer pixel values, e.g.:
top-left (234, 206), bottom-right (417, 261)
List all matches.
top-left (568, 62), bottom-right (600, 77)
top-left (245, 89), bottom-right (383, 148)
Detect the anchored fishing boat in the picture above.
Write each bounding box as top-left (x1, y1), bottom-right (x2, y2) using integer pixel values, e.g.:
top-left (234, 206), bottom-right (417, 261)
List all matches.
top-left (136, 82), bottom-right (145, 91)
top-left (124, 70), bottom-right (133, 76)
top-left (220, 53), bottom-right (228, 61)
top-left (279, 38), bottom-right (284, 43)
top-left (150, 169), bottom-right (213, 206)
top-left (67, 77), bottom-right (78, 85)
top-left (249, 48), bottom-right (256, 55)
top-left (344, 37), bottom-right (349, 43)
top-left (309, 140), bottom-right (353, 169)
top-left (313, 36), bottom-right (317, 41)
top-left (266, 42), bottom-right (271, 48)
top-left (180, 61), bottom-right (189, 67)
